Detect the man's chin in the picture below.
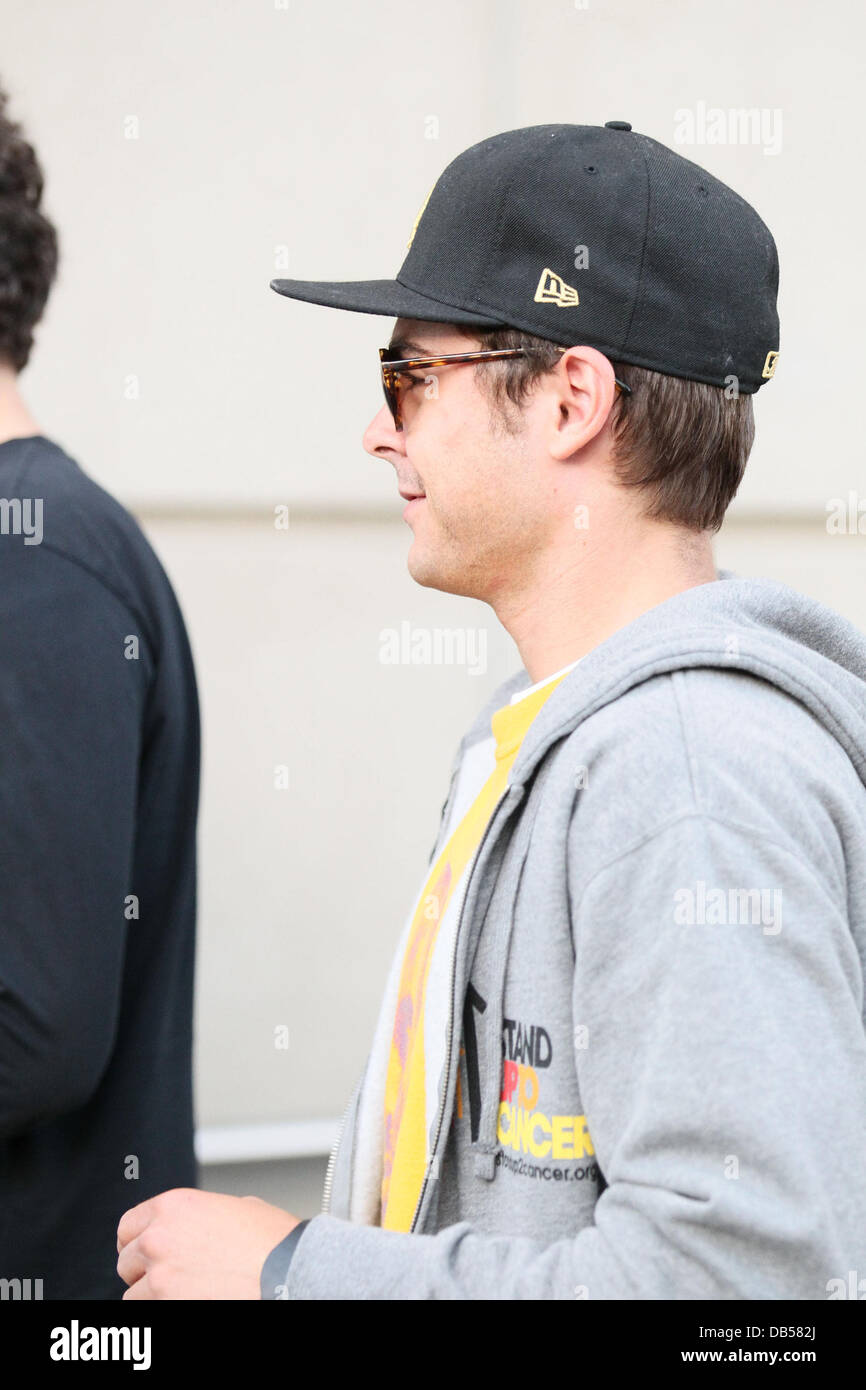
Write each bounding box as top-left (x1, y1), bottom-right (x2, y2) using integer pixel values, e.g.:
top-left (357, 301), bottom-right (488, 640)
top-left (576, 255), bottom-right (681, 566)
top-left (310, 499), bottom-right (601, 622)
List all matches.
top-left (406, 546), bottom-right (476, 599)
top-left (406, 547), bottom-right (442, 591)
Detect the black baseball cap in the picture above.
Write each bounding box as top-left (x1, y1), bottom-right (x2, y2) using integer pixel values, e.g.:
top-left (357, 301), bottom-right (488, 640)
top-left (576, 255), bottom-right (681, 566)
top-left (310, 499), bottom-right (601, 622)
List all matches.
top-left (271, 122), bottom-right (780, 393)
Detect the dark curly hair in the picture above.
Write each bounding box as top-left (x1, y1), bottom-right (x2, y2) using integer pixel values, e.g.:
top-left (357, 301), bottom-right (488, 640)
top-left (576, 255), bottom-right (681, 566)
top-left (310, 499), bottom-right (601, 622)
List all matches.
top-left (0, 83), bottom-right (58, 371)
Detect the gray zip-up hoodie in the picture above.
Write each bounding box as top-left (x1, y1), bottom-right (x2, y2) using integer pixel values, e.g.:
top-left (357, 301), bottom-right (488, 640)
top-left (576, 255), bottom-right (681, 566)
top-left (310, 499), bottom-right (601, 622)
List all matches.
top-left (262, 568), bottom-right (866, 1299)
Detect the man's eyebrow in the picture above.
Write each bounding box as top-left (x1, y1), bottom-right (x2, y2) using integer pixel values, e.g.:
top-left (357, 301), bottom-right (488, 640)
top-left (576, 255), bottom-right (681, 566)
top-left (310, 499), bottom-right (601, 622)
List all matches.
top-left (387, 338), bottom-right (436, 357)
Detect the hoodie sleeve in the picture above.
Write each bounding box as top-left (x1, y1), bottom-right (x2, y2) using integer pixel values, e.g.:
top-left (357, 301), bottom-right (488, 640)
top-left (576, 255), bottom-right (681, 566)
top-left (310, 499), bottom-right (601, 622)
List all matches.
top-left (267, 810), bottom-right (865, 1299)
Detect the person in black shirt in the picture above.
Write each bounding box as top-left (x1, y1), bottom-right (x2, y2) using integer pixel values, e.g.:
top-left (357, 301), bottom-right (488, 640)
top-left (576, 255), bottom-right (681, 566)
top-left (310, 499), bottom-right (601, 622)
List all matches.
top-left (0, 83), bottom-right (200, 1299)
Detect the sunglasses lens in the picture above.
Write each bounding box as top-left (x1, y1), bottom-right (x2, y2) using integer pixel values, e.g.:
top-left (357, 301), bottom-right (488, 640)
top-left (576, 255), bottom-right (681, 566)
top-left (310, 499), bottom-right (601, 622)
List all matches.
top-left (381, 365), bottom-right (402, 429)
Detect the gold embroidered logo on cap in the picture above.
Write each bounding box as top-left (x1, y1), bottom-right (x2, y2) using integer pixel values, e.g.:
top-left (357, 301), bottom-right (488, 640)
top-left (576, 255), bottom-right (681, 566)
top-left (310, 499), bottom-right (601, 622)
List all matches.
top-left (533, 268), bottom-right (579, 308)
top-left (406, 184), bottom-right (435, 250)
top-left (761, 350), bottom-right (780, 379)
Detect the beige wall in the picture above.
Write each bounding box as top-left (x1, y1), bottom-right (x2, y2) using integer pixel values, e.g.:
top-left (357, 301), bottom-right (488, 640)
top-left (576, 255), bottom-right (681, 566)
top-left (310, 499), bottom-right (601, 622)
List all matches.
top-left (3, 0), bottom-right (864, 1205)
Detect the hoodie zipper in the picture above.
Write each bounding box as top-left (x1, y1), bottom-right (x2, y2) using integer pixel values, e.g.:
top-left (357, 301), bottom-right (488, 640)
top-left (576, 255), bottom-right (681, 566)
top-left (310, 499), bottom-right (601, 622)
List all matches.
top-left (408, 784), bottom-right (513, 1234)
top-left (322, 764), bottom-right (457, 1222)
top-left (322, 753), bottom-right (459, 1224)
top-left (321, 1067), bottom-right (364, 1216)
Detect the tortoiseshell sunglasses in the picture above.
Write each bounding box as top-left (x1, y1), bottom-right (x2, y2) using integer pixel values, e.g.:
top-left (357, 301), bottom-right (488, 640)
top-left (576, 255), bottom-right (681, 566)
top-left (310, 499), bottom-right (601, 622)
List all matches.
top-left (379, 345), bottom-right (631, 431)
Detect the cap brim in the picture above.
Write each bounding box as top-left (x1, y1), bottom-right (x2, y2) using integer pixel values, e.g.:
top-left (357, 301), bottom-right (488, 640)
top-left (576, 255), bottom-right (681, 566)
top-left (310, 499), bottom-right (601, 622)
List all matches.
top-left (269, 275), bottom-right (505, 328)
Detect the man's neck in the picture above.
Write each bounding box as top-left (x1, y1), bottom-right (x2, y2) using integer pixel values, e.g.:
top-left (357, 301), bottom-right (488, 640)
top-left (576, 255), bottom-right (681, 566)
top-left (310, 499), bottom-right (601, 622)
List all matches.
top-left (493, 520), bottom-right (718, 684)
top-left (0, 365), bottom-right (41, 446)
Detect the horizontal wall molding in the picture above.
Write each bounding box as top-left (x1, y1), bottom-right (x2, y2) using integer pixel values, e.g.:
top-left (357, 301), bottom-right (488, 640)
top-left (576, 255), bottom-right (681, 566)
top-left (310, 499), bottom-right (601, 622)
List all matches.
top-left (195, 1118), bottom-right (339, 1165)
top-left (128, 502), bottom-right (841, 528)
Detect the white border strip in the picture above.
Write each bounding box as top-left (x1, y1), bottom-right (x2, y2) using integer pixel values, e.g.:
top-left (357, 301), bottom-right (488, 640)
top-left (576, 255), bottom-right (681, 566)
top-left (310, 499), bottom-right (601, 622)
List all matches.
top-left (195, 1119), bottom-right (339, 1165)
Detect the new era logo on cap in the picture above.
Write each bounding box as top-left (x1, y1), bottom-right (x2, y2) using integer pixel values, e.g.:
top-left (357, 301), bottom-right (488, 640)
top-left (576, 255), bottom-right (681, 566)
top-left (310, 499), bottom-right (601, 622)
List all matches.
top-left (761, 350), bottom-right (780, 379)
top-left (534, 268), bottom-right (580, 308)
top-left (407, 184), bottom-right (434, 251)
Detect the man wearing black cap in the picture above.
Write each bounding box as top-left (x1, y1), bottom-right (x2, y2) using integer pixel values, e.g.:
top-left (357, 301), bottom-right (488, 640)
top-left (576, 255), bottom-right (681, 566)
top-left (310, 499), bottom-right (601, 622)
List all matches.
top-left (118, 123), bottom-right (866, 1301)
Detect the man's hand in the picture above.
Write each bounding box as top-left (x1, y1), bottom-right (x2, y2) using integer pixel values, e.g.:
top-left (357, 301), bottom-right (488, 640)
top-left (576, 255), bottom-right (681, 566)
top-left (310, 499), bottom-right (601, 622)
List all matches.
top-left (117, 1188), bottom-right (301, 1300)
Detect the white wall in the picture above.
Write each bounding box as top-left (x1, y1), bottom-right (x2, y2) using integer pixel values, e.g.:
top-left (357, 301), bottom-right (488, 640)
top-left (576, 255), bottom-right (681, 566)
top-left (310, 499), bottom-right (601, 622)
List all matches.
top-left (3, 0), bottom-right (864, 1207)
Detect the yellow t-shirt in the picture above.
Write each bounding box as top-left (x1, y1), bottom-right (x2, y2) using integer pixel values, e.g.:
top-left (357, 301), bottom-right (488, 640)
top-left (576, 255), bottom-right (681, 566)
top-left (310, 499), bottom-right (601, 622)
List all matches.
top-left (380, 664), bottom-right (575, 1231)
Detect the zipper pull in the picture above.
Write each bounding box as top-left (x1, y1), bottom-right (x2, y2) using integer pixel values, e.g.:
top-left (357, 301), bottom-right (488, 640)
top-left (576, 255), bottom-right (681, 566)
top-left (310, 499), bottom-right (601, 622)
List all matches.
top-left (473, 1147), bottom-right (497, 1181)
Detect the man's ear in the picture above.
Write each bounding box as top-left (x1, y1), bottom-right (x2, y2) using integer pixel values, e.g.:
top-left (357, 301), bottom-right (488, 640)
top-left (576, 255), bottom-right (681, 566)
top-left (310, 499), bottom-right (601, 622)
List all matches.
top-left (546, 345), bottom-right (619, 461)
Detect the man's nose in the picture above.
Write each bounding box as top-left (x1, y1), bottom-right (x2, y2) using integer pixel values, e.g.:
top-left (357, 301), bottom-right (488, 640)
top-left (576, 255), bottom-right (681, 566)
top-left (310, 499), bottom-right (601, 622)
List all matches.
top-left (362, 402), bottom-right (406, 460)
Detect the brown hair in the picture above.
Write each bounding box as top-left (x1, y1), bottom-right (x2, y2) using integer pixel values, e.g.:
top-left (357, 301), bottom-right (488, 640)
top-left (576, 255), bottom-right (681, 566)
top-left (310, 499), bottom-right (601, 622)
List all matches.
top-left (0, 83), bottom-right (58, 371)
top-left (462, 325), bottom-right (755, 533)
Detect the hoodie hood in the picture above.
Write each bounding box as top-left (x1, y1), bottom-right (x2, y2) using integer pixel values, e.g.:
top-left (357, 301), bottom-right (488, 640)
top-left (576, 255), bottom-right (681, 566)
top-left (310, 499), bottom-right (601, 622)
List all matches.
top-left (479, 567), bottom-right (866, 798)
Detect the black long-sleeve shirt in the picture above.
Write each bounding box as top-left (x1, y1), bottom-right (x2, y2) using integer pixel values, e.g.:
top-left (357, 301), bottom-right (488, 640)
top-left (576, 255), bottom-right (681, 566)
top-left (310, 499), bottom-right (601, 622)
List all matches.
top-left (0, 434), bottom-right (199, 1299)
